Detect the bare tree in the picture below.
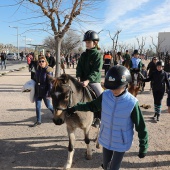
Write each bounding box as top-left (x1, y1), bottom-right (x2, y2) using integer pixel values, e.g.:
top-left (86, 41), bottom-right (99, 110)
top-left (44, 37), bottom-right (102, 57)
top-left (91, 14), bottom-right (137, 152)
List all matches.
top-left (23, 0), bottom-right (101, 76)
top-left (136, 37), bottom-right (146, 54)
top-left (61, 30), bottom-right (82, 56)
top-left (107, 30), bottom-right (122, 65)
top-left (43, 30), bottom-right (82, 56)
top-left (150, 36), bottom-right (165, 59)
top-left (43, 36), bottom-right (55, 51)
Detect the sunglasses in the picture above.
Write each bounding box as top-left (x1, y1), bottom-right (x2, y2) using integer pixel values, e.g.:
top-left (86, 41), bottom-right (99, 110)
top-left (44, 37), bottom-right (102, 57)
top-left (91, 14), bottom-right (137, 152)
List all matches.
top-left (39, 60), bottom-right (45, 63)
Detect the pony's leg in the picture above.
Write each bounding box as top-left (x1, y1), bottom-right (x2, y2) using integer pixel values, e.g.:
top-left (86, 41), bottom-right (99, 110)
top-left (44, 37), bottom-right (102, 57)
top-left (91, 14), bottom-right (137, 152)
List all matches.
top-left (95, 126), bottom-right (100, 149)
top-left (64, 129), bottom-right (75, 170)
top-left (83, 126), bottom-right (92, 160)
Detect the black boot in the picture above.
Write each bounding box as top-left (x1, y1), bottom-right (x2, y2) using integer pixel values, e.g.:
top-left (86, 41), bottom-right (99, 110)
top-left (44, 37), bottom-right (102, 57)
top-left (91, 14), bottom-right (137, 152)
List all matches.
top-left (153, 113), bottom-right (157, 120)
top-left (157, 114), bottom-right (160, 121)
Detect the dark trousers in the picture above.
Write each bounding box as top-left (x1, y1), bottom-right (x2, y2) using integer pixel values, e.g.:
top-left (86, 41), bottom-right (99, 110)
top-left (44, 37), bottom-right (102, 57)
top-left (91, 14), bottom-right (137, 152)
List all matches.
top-left (102, 147), bottom-right (125, 170)
top-left (104, 65), bottom-right (110, 75)
top-left (153, 90), bottom-right (164, 115)
top-left (152, 89), bottom-right (164, 105)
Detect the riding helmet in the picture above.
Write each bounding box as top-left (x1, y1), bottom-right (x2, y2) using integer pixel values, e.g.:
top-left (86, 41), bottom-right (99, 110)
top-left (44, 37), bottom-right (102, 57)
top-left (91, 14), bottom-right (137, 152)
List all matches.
top-left (133, 49), bottom-right (139, 55)
top-left (104, 65), bottom-right (132, 90)
top-left (83, 30), bottom-right (99, 41)
top-left (156, 60), bottom-right (164, 67)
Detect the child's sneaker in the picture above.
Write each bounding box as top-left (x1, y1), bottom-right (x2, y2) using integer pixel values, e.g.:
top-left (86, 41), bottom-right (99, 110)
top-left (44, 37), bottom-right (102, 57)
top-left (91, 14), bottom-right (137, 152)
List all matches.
top-left (153, 113), bottom-right (157, 120)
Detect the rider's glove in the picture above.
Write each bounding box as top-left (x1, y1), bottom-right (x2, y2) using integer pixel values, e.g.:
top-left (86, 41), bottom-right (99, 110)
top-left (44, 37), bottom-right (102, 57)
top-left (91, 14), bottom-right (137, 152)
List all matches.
top-left (138, 153), bottom-right (146, 158)
top-left (65, 107), bottom-right (76, 116)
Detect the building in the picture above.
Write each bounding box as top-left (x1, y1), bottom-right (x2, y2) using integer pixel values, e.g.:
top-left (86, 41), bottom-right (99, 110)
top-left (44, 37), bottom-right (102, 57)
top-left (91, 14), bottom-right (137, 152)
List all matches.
top-left (158, 32), bottom-right (170, 54)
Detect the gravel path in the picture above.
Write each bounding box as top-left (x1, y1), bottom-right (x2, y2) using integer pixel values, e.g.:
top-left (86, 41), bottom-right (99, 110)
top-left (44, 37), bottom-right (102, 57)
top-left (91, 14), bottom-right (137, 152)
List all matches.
top-left (0, 66), bottom-right (170, 170)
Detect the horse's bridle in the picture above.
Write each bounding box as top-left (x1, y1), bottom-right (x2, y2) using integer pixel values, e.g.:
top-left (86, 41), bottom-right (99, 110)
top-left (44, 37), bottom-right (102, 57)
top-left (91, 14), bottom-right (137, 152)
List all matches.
top-left (53, 82), bottom-right (86, 118)
top-left (54, 84), bottom-right (73, 111)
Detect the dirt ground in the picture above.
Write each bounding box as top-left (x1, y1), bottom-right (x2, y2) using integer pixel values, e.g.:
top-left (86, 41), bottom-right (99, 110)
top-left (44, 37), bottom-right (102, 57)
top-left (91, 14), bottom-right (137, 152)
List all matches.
top-left (0, 65), bottom-right (170, 170)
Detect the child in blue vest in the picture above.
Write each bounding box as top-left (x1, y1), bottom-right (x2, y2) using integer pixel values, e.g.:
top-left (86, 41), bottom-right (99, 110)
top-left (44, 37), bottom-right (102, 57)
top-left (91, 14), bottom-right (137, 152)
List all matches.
top-left (130, 49), bottom-right (143, 73)
top-left (66, 65), bottom-right (148, 170)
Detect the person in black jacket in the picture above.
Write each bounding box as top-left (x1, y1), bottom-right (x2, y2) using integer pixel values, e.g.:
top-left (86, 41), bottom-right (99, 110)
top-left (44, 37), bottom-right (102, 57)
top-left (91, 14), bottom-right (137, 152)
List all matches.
top-left (45, 50), bottom-right (56, 68)
top-left (147, 56), bottom-right (158, 90)
top-left (142, 61), bottom-right (170, 121)
top-left (31, 56), bottom-right (54, 127)
top-left (1, 51), bottom-right (7, 70)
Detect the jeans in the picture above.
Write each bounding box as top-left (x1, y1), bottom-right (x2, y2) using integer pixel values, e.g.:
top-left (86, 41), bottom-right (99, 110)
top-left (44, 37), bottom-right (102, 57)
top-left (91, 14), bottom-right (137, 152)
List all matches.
top-left (35, 96), bottom-right (54, 123)
top-left (103, 147), bottom-right (125, 170)
top-left (1, 60), bottom-right (6, 70)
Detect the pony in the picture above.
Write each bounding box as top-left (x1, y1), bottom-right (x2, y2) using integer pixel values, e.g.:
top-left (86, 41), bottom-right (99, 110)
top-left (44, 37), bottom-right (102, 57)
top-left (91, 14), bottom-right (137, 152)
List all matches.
top-left (49, 74), bottom-right (96, 170)
top-left (128, 71), bottom-right (144, 97)
top-left (123, 60), bottom-right (143, 97)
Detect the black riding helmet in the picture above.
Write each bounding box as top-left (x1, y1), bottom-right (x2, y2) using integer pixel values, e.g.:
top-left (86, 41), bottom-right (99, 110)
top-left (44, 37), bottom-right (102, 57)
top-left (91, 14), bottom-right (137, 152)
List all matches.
top-left (83, 30), bottom-right (99, 41)
top-left (104, 65), bottom-right (132, 90)
top-left (156, 60), bottom-right (164, 67)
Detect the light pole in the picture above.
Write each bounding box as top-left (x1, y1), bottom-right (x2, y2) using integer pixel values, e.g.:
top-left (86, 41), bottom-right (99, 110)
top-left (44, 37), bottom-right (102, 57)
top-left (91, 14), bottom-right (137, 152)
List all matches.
top-left (9, 26), bottom-right (19, 59)
top-left (21, 35), bottom-right (26, 54)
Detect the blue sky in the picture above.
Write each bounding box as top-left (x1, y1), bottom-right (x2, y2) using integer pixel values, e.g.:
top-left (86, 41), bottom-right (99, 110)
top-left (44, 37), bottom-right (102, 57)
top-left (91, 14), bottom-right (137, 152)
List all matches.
top-left (1, 0), bottom-right (170, 51)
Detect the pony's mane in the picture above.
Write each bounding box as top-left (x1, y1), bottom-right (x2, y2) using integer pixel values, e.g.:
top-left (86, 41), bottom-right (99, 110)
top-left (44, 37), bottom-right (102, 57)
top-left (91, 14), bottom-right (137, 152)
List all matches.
top-left (52, 74), bottom-right (82, 92)
top-left (65, 74), bottom-right (82, 91)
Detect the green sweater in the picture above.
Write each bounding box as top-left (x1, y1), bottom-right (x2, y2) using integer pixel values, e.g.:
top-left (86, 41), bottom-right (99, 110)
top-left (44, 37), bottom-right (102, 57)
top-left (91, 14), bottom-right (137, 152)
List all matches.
top-left (123, 53), bottom-right (131, 61)
top-left (76, 48), bottom-right (103, 83)
top-left (73, 93), bottom-right (148, 154)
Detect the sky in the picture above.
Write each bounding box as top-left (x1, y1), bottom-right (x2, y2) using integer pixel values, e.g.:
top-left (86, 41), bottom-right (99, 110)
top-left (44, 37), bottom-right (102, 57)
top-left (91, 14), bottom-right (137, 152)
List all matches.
top-left (0, 0), bottom-right (170, 51)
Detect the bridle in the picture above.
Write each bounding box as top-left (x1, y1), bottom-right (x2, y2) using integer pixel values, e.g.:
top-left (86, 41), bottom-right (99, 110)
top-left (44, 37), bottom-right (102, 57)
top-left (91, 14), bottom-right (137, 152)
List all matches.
top-left (53, 83), bottom-right (85, 118)
top-left (53, 84), bottom-right (73, 114)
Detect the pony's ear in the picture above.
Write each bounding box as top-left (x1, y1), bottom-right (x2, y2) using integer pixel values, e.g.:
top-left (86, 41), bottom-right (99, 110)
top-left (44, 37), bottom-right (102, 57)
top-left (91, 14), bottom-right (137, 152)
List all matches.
top-left (47, 75), bottom-right (56, 84)
top-left (58, 74), bottom-right (69, 84)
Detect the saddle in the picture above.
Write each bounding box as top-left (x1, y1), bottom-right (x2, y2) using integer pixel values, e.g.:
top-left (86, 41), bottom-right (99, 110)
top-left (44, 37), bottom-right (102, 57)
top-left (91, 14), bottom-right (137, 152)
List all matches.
top-left (84, 85), bottom-right (101, 120)
top-left (85, 85), bottom-right (97, 101)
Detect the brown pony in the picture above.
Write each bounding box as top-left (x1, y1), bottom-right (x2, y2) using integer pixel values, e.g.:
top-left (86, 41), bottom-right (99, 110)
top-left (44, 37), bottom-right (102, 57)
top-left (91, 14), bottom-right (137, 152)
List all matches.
top-left (49, 74), bottom-right (95, 170)
top-left (123, 61), bottom-right (143, 96)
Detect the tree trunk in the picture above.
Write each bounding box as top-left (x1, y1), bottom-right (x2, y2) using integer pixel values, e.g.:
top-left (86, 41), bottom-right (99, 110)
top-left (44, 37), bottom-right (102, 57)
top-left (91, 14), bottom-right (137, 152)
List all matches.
top-left (55, 37), bottom-right (62, 77)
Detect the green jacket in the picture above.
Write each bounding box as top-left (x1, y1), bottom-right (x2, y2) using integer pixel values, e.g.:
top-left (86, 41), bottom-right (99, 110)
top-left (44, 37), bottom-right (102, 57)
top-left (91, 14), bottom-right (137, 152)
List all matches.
top-left (123, 53), bottom-right (131, 61)
top-left (73, 93), bottom-right (148, 154)
top-left (76, 48), bottom-right (103, 83)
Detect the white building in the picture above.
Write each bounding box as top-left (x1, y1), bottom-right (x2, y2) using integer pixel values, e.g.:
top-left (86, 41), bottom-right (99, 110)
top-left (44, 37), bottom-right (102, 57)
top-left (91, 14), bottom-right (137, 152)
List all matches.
top-left (158, 32), bottom-right (170, 53)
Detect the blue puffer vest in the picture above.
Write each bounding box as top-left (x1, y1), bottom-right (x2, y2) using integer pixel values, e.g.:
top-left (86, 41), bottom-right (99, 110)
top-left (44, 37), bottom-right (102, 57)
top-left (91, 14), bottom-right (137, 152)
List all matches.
top-left (131, 57), bottom-right (141, 69)
top-left (98, 90), bottom-right (138, 152)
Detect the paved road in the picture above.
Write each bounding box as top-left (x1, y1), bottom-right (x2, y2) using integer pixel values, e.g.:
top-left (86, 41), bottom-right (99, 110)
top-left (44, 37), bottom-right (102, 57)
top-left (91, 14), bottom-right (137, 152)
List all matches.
top-left (0, 60), bottom-right (28, 75)
top-left (0, 62), bottom-right (170, 170)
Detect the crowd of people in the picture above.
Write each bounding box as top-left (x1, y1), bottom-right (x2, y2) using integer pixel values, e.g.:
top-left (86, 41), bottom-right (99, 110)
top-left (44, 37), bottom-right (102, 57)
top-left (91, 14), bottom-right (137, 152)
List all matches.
top-left (22, 30), bottom-right (170, 170)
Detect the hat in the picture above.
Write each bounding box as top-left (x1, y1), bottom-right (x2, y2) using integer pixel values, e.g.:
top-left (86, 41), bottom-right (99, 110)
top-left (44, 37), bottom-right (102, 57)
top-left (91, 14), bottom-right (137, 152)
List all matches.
top-left (117, 52), bottom-right (121, 56)
top-left (133, 49), bottom-right (138, 55)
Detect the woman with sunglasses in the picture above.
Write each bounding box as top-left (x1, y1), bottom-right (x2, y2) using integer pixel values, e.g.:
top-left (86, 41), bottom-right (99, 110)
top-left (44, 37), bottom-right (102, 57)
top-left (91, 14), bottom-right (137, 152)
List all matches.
top-left (31, 56), bottom-right (54, 127)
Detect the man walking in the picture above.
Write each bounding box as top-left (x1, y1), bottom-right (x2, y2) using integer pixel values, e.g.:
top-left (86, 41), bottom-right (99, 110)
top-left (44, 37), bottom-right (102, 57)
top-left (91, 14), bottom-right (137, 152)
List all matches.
top-left (45, 50), bottom-right (56, 68)
top-left (1, 51), bottom-right (7, 70)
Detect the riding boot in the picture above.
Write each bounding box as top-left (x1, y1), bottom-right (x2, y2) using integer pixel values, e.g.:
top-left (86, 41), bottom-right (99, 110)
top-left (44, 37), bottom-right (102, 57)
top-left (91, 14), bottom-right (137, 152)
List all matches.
top-left (157, 114), bottom-right (160, 121)
top-left (153, 113), bottom-right (157, 120)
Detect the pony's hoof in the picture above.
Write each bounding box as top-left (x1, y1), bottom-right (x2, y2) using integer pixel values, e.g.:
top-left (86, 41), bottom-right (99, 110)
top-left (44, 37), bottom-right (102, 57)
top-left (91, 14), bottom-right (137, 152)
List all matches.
top-left (96, 143), bottom-right (100, 149)
top-left (86, 154), bottom-right (92, 160)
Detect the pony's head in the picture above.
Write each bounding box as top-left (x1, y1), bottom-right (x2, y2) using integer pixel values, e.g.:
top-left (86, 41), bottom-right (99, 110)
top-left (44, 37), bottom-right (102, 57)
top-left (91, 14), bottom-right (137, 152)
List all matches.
top-left (48, 74), bottom-right (82, 125)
